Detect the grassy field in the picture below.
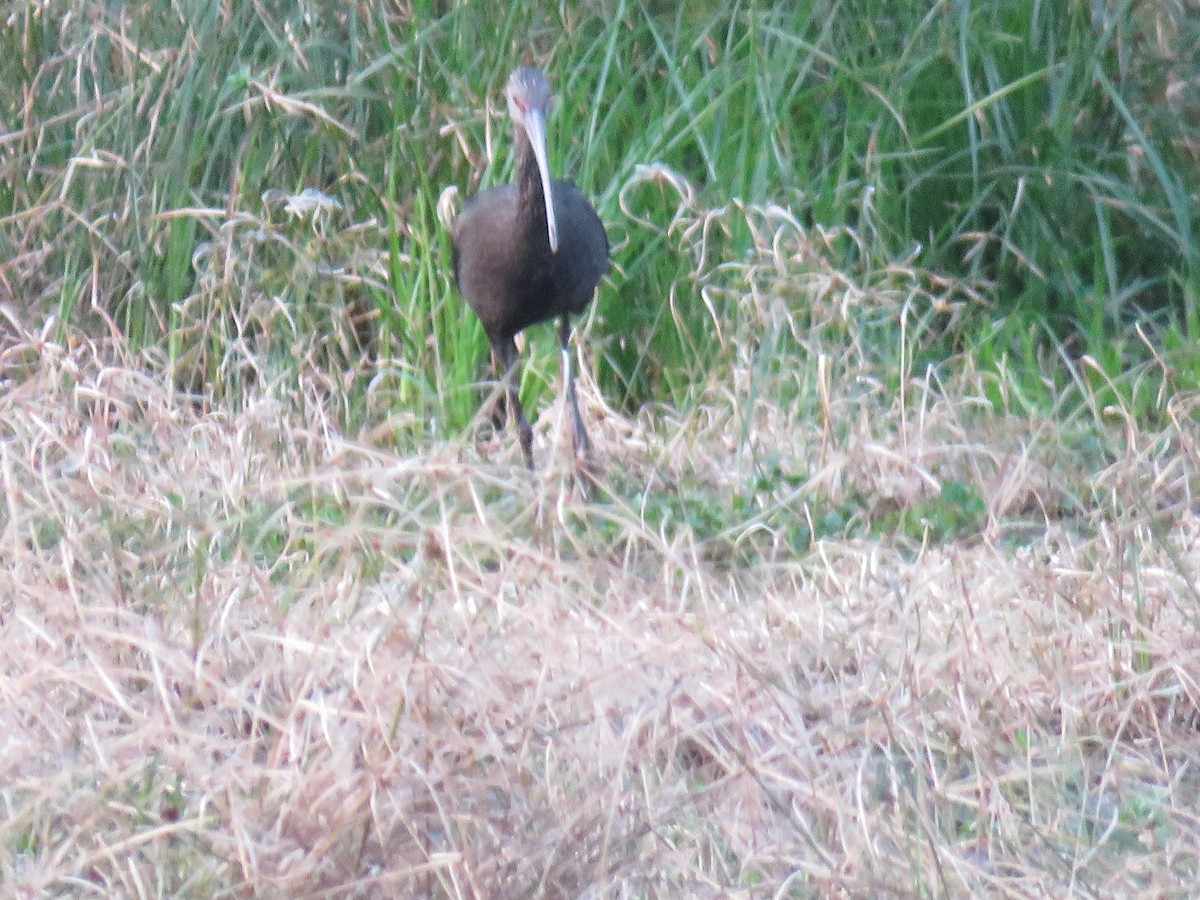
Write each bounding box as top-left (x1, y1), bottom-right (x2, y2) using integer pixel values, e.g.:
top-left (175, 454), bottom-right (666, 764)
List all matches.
top-left (2, 0), bottom-right (1200, 896)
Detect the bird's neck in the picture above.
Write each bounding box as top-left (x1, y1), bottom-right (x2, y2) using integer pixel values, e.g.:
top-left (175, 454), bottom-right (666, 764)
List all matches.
top-left (515, 132), bottom-right (551, 253)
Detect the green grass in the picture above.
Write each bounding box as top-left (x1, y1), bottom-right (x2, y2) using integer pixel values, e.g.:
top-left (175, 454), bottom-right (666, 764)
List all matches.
top-left (3, 0), bottom-right (1196, 439)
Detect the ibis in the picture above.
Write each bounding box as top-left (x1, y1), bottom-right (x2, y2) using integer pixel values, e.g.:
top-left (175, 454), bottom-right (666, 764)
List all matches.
top-left (451, 67), bottom-right (608, 469)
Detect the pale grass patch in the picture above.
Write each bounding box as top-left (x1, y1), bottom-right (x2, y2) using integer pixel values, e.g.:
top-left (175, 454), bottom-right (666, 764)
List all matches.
top-left (2, 302), bottom-right (1200, 898)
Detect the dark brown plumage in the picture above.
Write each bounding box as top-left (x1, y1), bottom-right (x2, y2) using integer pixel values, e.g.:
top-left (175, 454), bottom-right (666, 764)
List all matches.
top-left (451, 67), bottom-right (608, 469)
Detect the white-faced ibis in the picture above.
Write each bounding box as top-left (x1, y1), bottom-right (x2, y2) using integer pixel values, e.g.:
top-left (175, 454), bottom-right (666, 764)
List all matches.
top-left (451, 67), bottom-right (609, 469)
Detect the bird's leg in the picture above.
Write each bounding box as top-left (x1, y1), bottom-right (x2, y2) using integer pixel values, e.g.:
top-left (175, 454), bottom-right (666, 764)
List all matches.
top-left (497, 337), bottom-right (534, 469)
top-left (559, 315), bottom-right (590, 458)
top-left (488, 347), bottom-right (508, 431)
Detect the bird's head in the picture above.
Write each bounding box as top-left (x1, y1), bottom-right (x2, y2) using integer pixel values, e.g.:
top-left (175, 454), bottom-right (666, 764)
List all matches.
top-left (506, 67), bottom-right (552, 128)
top-left (506, 67), bottom-right (558, 253)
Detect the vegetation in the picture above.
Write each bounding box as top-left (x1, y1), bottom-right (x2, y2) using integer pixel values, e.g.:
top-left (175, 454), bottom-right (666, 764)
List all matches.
top-left (1, 0), bottom-right (1198, 895)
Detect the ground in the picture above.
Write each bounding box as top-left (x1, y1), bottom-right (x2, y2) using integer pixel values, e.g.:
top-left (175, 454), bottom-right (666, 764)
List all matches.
top-left (2, 321), bottom-right (1198, 897)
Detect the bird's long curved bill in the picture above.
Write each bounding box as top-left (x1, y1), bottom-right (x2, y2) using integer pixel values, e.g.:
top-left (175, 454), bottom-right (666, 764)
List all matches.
top-left (523, 108), bottom-right (559, 253)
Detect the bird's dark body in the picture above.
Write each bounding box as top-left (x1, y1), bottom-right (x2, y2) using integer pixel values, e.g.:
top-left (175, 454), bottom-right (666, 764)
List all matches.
top-left (452, 178), bottom-right (607, 343)
top-left (449, 66), bottom-right (608, 469)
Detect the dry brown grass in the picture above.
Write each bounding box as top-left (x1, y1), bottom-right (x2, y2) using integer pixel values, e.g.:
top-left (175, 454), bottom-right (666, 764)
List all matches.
top-left (2, 295), bottom-right (1200, 899)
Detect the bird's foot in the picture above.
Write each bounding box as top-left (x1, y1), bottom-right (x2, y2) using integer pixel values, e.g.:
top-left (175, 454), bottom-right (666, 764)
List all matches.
top-left (571, 447), bottom-right (600, 498)
top-left (517, 420), bottom-right (535, 471)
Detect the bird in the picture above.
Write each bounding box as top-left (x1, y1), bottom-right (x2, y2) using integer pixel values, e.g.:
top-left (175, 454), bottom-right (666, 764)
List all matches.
top-left (451, 66), bottom-right (609, 470)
